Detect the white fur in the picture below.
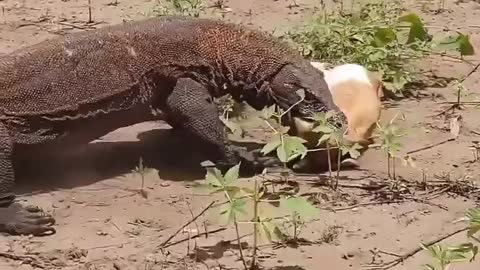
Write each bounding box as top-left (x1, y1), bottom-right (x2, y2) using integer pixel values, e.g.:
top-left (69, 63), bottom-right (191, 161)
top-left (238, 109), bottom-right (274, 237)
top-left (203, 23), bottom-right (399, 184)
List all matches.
top-left (311, 62), bottom-right (372, 89)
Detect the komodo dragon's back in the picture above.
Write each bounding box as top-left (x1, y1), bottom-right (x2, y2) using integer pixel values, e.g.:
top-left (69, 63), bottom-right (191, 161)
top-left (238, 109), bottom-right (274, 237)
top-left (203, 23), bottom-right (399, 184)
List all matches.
top-left (0, 16), bottom-right (303, 118)
top-left (0, 16), bottom-right (340, 237)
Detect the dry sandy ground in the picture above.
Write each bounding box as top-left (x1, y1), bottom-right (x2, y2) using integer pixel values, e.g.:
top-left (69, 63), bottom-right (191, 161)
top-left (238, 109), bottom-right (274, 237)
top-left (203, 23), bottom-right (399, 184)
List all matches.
top-left (1, 0), bottom-right (480, 269)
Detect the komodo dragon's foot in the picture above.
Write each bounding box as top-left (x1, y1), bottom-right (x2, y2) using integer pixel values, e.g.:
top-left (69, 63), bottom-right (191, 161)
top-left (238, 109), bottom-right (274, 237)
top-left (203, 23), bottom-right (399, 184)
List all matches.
top-left (231, 146), bottom-right (283, 175)
top-left (0, 201), bottom-right (56, 236)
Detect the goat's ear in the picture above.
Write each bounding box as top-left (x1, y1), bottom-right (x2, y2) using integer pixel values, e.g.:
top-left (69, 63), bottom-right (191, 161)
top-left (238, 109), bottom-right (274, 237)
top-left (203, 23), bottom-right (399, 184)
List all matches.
top-left (368, 71), bottom-right (384, 99)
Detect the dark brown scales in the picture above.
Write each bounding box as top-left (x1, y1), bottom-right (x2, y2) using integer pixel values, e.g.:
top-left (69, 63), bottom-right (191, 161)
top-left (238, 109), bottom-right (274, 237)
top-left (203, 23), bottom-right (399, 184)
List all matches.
top-left (0, 15), bottom-right (338, 237)
top-left (0, 16), bottom-right (304, 117)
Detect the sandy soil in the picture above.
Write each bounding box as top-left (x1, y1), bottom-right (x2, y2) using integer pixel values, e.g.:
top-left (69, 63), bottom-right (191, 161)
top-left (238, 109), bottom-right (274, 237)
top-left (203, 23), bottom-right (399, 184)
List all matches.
top-left (1, 0), bottom-right (480, 269)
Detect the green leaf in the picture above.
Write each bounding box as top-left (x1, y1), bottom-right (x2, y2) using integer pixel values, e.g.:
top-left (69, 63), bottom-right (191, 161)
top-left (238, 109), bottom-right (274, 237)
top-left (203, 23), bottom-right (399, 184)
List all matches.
top-left (276, 135), bottom-right (307, 162)
top-left (191, 182), bottom-right (217, 194)
top-left (311, 112), bottom-right (328, 123)
top-left (447, 243), bottom-right (476, 263)
top-left (348, 148), bottom-right (361, 159)
top-left (457, 34), bottom-right (475, 56)
top-left (219, 198), bottom-right (248, 225)
top-left (373, 27), bottom-right (397, 46)
top-left (262, 135), bottom-right (282, 155)
top-left (258, 219), bottom-right (283, 242)
top-left (399, 13), bottom-right (429, 43)
top-left (280, 196), bottom-right (320, 222)
top-left (283, 136), bottom-right (308, 162)
top-left (276, 144), bottom-right (288, 163)
top-left (205, 167), bottom-right (225, 188)
top-left (284, 135), bottom-right (308, 145)
top-left (225, 186), bottom-right (242, 200)
top-left (465, 209), bottom-right (480, 238)
top-left (224, 163), bottom-right (240, 185)
top-left (465, 208), bottom-right (480, 222)
top-left (438, 34), bottom-right (475, 56)
top-left (261, 105), bottom-right (277, 120)
top-left (219, 115), bottom-right (243, 135)
top-left (388, 141), bottom-right (403, 153)
top-left (312, 125), bottom-right (333, 134)
top-left (317, 133), bottom-right (331, 146)
top-left (368, 50), bottom-right (387, 62)
top-left (392, 72), bottom-right (409, 91)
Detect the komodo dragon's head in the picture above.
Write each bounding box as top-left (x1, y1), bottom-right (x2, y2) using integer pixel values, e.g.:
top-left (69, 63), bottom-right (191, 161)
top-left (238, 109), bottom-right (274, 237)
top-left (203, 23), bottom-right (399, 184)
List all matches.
top-left (266, 60), bottom-right (345, 127)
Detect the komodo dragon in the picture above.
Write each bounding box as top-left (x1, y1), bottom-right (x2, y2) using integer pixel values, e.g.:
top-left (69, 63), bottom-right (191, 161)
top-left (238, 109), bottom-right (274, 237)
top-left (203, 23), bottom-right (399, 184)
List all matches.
top-left (0, 15), bottom-right (340, 236)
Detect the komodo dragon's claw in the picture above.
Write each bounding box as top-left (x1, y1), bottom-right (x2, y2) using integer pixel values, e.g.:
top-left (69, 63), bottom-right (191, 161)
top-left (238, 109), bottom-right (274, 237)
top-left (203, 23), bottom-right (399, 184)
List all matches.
top-left (0, 203), bottom-right (56, 236)
top-left (234, 147), bottom-right (283, 175)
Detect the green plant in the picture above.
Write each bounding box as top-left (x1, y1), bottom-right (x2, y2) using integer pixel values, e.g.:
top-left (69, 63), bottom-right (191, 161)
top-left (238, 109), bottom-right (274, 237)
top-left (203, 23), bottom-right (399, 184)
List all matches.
top-left (286, 1), bottom-right (474, 95)
top-left (307, 111), bottom-right (363, 189)
top-left (131, 157), bottom-right (153, 198)
top-left (148, 0), bottom-right (205, 18)
top-left (217, 95), bottom-right (248, 138)
top-left (374, 113), bottom-right (414, 179)
top-left (422, 243), bottom-right (477, 270)
top-left (279, 196), bottom-right (319, 241)
top-left (196, 163), bottom-right (320, 269)
top-left (258, 101), bottom-right (363, 189)
top-left (422, 208), bottom-right (480, 270)
top-left (259, 102), bottom-right (309, 181)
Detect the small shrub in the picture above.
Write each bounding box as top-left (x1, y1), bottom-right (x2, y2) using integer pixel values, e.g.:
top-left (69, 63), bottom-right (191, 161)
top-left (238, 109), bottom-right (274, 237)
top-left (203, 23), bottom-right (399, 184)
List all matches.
top-left (422, 208), bottom-right (480, 270)
top-left (148, 0), bottom-right (205, 18)
top-left (195, 164), bottom-right (320, 269)
top-left (285, 1), bottom-right (474, 95)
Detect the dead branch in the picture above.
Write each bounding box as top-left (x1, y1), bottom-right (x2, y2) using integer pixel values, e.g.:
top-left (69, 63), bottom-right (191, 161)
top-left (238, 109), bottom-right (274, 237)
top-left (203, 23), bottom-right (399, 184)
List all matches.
top-left (460, 62), bottom-right (480, 83)
top-left (406, 137), bottom-right (455, 155)
top-left (438, 101), bottom-right (480, 105)
top-left (362, 227), bottom-right (468, 270)
top-left (162, 228), bottom-right (227, 249)
top-left (434, 62), bottom-right (480, 116)
top-left (321, 200), bottom-right (404, 212)
top-left (0, 252), bottom-right (45, 269)
top-left (406, 197), bottom-right (448, 211)
top-left (159, 201), bottom-right (215, 248)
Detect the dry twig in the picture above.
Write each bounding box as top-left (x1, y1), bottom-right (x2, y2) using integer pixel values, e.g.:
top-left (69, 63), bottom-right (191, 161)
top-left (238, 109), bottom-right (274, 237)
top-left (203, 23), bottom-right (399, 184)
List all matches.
top-left (0, 252), bottom-right (46, 269)
top-left (321, 200), bottom-right (404, 212)
top-left (161, 228), bottom-right (227, 249)
top-left (159, 201), bottom-right (215, 248)
top-left (362, 227), bottom-right (468, 269)
top-left (406, 137), bottom-right (455, 155)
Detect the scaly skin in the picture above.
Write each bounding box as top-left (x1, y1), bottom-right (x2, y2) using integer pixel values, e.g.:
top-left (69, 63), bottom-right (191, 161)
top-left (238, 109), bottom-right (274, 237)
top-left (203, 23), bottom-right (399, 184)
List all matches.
top-left (0, 15), bottom-right (340, 236)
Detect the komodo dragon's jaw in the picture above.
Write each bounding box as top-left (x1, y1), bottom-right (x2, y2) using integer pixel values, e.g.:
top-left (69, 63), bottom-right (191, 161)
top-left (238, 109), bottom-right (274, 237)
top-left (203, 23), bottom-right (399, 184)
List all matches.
top-left (266, 63), bottom-right (346, 127)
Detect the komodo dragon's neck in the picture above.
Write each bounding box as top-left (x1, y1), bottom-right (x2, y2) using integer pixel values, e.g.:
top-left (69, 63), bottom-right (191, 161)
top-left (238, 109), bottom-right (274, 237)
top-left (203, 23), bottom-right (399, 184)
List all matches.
top-left (194, 26), bottom-right (299, 109)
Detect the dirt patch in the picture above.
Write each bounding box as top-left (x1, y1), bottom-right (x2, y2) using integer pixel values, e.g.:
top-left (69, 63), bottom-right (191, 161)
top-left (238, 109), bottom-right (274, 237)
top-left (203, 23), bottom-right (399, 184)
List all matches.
top-left (1, 0), bottom-right (480, 269)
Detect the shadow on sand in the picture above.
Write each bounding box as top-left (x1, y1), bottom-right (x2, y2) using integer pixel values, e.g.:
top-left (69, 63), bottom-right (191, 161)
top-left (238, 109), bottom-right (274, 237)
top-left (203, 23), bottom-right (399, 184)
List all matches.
top-left (12, 125), bottom-right (264, 196)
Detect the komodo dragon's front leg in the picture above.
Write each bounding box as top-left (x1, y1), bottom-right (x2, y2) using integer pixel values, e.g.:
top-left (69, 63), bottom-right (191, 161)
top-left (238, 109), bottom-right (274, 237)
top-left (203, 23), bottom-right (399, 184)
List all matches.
top-left (0, 123), bottom-right (56, 236)
top-left (164, 78), bottom-right (277, 176)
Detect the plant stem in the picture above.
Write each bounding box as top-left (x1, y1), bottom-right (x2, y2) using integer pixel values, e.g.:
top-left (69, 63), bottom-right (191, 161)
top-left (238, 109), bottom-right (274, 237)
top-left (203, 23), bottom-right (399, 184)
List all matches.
top-left (293, 213), bottom-right (298, 241)
top-left (326, 144), bottom-right (333, 187)
top-left (387, 153), bottom-right (391, 179)
top-left (223, 190), bottom-right (248, 270)
top-left (456, 83), bottom-right (462, 107)
top-left (392, 156), bottom-right (396, 180)
top-left (234, 215), bottom-right (248, 270)
top-left (335, 147), bottom-right (341, 190)
top-left (87, 0), bottom-right (93, 23)
top-left (250, 179), bottom-right (259, 270)
top-left (279, 96), bottom-right (305, 118)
